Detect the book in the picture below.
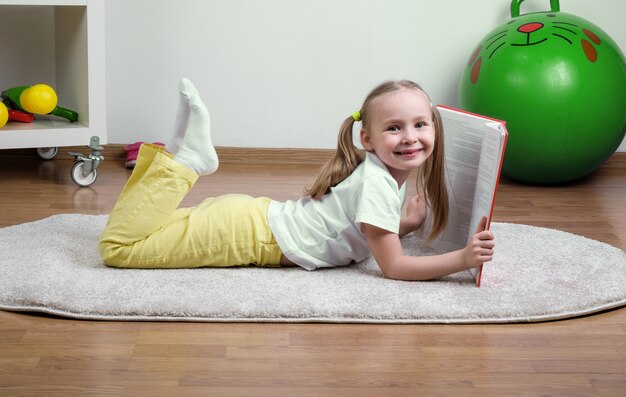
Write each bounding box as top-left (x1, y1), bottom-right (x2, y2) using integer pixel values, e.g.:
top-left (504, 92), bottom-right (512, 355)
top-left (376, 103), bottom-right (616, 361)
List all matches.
top-left (423, 105), bottom-right (508, 287)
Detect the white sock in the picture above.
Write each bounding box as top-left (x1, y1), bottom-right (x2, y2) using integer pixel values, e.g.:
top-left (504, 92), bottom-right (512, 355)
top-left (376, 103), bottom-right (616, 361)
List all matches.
top-left (165, 81), bottom-right (190, 155)
top-left (172, 78), bottom-right (219, 175)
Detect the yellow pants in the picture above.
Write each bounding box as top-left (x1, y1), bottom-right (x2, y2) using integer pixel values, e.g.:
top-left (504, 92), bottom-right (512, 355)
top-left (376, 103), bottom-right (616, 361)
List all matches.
top-left (99, 144), bottom-right (283, 268)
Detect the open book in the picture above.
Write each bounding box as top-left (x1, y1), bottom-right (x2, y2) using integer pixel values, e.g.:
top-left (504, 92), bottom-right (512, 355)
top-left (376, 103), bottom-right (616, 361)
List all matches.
top-left (423, 106), bottom-right (508, 287)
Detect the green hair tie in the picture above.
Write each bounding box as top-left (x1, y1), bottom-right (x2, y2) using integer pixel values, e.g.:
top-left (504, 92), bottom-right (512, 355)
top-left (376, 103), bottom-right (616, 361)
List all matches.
top-left (352, 111), bottom-right (361, 122)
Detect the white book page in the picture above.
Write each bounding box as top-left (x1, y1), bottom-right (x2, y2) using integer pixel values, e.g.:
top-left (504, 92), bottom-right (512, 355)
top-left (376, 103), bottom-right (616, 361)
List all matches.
top-left (468, 122), bottom-right (505, 239)
top-left (429, 108), bottom-right (491, 250)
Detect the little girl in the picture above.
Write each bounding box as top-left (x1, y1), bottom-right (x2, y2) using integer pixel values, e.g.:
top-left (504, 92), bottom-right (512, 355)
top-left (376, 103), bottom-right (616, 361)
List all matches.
top-left (99, 78), bottom-right (495, 281)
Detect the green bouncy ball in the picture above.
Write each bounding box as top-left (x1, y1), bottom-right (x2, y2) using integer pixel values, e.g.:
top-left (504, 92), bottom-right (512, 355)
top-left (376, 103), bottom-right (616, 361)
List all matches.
top-left (459, 0), bottom-right (626, 184)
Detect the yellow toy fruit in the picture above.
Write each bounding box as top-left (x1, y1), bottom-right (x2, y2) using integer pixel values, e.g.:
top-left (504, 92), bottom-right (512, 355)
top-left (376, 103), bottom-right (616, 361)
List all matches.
top-left (19, 84), bottom-right (58, 115)
top-left (0, 102), bottom-right (8, 128)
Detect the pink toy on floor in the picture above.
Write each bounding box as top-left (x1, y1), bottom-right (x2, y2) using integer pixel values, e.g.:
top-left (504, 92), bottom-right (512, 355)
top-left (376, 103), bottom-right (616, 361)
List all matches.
top-left (124, 141), bottom-right (164, 168)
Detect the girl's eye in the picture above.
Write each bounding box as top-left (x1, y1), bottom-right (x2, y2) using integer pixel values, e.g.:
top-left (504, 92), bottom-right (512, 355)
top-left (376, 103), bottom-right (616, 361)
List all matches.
top-left (416, 121), bottom-right (427, 128)
top-left (387, 125), bottom-right (401, 132)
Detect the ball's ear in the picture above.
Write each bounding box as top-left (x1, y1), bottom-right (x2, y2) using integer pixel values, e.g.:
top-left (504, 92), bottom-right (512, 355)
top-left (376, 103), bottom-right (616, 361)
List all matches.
top-left (360, 128), bottom-right (374, 151)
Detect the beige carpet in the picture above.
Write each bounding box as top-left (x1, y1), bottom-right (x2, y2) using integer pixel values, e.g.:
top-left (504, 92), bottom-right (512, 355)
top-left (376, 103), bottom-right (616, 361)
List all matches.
top-left (0, 214), bottom-right (624, 323)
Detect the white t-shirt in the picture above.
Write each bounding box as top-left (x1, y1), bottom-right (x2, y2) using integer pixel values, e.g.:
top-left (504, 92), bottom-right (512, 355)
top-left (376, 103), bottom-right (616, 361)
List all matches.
top-left (268, 152), bottom-right (407, 270)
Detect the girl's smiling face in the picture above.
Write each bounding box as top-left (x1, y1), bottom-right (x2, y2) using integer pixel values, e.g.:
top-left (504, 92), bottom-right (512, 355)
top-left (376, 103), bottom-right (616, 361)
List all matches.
top-left (360, 88), bottom-right (435, 185)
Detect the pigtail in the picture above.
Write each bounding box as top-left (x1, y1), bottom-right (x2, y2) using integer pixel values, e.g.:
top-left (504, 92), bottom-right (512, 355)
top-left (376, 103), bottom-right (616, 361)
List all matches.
top-left (304, 116), bottom-right (365, 199)
top-left (417, 105), bottom-right (449, 240)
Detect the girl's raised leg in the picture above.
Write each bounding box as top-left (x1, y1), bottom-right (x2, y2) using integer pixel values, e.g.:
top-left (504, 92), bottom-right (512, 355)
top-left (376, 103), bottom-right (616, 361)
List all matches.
top-left (99, 78), bottom-right (220, 268)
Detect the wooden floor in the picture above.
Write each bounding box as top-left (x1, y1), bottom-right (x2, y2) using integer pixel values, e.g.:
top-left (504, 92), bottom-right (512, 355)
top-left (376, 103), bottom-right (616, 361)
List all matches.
top-left (0, 148), bottom-right (624, 396)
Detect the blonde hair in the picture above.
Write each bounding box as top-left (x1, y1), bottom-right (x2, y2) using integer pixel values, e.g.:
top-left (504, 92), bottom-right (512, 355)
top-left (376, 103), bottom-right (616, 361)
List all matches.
top-left (303, 80), bottom-right (449, 240)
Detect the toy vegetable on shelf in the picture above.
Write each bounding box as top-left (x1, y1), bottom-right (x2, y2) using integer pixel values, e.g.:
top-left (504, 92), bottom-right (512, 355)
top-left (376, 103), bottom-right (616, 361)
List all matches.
top-left (0, 100), bottom-right (34, 128)
top-left (0, 84), bottom-right (79, 127)
top-left (0, 102), bottom-right (7, 128)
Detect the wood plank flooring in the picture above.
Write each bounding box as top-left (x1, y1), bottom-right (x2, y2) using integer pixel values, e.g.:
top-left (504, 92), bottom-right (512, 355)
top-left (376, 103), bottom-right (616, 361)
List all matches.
top-left (0, 148), bottom-right (624, 396)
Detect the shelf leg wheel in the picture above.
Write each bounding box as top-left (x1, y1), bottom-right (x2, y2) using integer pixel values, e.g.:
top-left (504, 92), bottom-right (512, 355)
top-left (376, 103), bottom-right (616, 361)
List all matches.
top-left (36, 147), bottom-right (59, 160)
top-left (67, 136), bottom-right (104, 187)
top-left (71, 160), bottom-right (98, 187)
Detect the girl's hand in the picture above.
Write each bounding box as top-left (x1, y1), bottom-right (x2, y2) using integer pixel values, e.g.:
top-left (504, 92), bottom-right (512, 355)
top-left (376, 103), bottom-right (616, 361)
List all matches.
top-left (400, 195), bottom-right (427, 237)
top-left (462, 216), bottom-right (495, 268)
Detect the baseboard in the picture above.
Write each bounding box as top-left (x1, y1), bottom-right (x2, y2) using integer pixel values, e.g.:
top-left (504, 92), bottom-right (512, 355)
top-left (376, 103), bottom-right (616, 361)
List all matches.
top-left (215, 147), bottom-right (334, 165)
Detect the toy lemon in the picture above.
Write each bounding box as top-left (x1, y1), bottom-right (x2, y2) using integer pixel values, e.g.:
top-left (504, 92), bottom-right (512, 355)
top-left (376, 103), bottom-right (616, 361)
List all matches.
top-left (0, 102), bottom-right (8, 128)
top-left (19, 84), bottom-right (58, 115)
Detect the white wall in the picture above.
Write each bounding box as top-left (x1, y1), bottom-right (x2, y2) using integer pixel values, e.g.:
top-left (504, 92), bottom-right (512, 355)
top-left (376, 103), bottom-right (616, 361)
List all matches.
top-left (105, 0), bottom-right (626, 151)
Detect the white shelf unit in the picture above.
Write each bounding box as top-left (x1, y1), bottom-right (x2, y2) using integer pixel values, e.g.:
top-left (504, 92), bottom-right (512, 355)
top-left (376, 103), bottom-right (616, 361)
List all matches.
top-left (0, 0), bottom-right (106, 150)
